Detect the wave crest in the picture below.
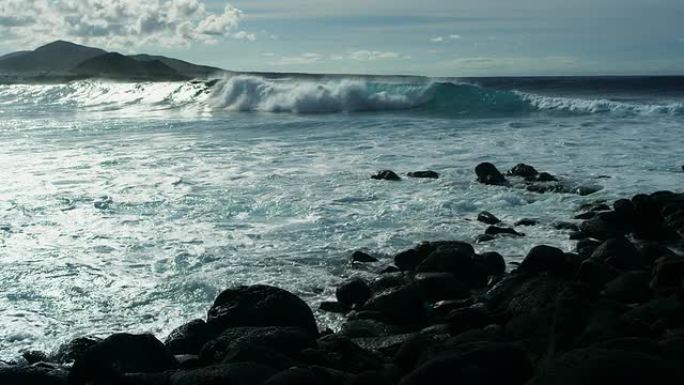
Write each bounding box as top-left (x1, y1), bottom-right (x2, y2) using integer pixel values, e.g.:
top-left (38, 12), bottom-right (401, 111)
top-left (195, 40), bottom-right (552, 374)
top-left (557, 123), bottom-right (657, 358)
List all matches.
top-left (1, 75), bottom-right (682, 117)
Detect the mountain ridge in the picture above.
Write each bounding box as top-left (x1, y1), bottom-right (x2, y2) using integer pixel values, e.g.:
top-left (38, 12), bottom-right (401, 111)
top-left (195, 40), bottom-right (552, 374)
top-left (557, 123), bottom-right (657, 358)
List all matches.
top-left (0, 40), bottom-right (225, 81)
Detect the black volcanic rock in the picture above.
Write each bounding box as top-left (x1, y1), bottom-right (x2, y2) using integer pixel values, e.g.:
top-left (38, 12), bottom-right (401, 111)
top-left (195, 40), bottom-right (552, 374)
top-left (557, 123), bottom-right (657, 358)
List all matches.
top-left (509, 163), bottom-right (538, 179)
top-left (371, 170), bottom-right (401, 181)
top-left (475, 163), bottom-right (507, 185)
top-left (207, 285), bottom-right (319, 336)
top-left (68, 333), bottom-right (178, 385)
top-left (407, 171), bottom-right (439, 179)
top-left (477, 211), bottom-right (501, 225)
top-left (72, 52), bottom-right (187, 81)
top-left (351, 251), bottom-right (378, 263)
top-left (520, 245), bottom-right (567, 275)
top-left (336, 278), bottom-right (372, 308)
top-left (485, 226), bottom-right (524, 237)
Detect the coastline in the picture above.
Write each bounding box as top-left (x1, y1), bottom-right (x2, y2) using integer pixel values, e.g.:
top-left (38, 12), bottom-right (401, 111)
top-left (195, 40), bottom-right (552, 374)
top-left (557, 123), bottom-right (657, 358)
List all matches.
top-left (2, 163), bottom-right (683, 385)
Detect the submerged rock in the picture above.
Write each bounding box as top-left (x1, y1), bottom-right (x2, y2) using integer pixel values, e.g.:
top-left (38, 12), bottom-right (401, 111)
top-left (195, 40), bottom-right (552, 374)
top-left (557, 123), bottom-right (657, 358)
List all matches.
top-left (485, 226), bottom-right (524, 237)
top-left (509, 163), bottom-right (538, 179)
top-left (407, 171), bottom-right (439, 179)
top-left (351, 251), bottom-right (378, 263)
top-left (477, 211), bottom-right (501, 225)
top-left (371, 170), bottom-right (401, 181)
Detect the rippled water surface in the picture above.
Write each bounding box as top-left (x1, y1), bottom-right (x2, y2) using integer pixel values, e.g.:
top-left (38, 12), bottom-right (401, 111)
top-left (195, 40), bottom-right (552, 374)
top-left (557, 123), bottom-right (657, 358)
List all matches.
top-left (0, 78), bottom-right (683, 359)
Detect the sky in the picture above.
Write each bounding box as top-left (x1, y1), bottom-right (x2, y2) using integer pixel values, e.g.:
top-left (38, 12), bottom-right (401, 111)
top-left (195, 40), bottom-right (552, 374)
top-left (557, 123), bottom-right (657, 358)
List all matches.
top-left (0, 0), bottom-right (683, 76)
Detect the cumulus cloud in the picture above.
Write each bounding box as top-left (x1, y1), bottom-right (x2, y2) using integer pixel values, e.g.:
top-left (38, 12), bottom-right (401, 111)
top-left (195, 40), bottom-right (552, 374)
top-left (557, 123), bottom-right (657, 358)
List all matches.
top-left (348, 50), bottom-right (400, 61)
top-left (271, 50), bottom-right (404, 66)
top-left (431, 34), bottom-right (461, 42)
top-left (0, 0), bottom-right (252, 48)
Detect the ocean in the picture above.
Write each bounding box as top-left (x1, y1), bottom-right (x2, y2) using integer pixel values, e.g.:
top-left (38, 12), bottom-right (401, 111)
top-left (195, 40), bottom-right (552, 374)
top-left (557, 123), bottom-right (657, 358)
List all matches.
top-left (0, 75), bottom-right (682, 359)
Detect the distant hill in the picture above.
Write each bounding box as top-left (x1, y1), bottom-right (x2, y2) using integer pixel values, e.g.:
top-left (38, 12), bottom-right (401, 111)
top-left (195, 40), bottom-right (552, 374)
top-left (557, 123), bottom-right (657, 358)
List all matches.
top-left (0, 40), bottom-right (226, 81)
top-left (72, 53), bottom-right (188, 81)
top-left (130, 54), bottom-right (221, 78)
top-left (0, 41), bottom-right (106, 74)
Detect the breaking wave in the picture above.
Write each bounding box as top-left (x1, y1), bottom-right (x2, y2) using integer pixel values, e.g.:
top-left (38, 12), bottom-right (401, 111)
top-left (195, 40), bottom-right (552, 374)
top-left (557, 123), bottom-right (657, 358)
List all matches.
top-left (1, 75), bottom-right (682, 117)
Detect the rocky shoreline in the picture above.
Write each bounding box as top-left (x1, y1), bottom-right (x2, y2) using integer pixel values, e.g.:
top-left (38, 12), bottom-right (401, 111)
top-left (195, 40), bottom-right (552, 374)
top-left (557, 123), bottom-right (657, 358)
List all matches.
top-left (2, 163), bottom-right (684, 385)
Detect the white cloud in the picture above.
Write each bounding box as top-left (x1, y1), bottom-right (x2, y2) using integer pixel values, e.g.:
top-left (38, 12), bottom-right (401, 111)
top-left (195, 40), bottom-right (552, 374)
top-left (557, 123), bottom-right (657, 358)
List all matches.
top-left (0, 0), bottom-right (252, 49)
top-left (272, 50), bottom-right (404, 66)
top-left (432, 34), bottom-right (461, 43)
top-left (348, 50), bottom-right (400, 61)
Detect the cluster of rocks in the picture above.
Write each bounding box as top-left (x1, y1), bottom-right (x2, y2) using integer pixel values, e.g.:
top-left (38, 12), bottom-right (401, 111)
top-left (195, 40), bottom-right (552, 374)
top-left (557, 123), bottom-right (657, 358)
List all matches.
top-left (371, 170), bottom-right (439, 181)
top-left (475, 162), bottom-right (602, 196)
top-left (3, 190), bottom-right (684, 385)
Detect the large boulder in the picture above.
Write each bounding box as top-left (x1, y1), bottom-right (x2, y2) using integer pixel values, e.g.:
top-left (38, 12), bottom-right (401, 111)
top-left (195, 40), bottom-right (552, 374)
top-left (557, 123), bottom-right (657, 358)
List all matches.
top-left (207, 285), bottom-right (318, 336)
top-left (475, 163), bottom-right (507, 186)
top-left (416, 243), bottom-right (475, 278)
top-left (51, 337), bottom-right (101, 364)
top-left (394, 241), bottom-right (474, 272)
top-left (165, 319), bottom-right (219, 355)
top-left (650, 255), bottom-right (684, 295)
top-left (589, 238), bottom-right (644, 270)
top-left (364, 284), bottom-right (427, 328)
top-left (199, 326), bottom-right (316, 364)
top-left (68, 333), bottom-right (179, 385)
top-left (519, 245), bottom-right (568, 275)
top-left (0, 367), bottom-right (67, 385)
top-left (336, 278), bottom-right (372, 308)
top-left (414, 272), bottom-right (470, 302)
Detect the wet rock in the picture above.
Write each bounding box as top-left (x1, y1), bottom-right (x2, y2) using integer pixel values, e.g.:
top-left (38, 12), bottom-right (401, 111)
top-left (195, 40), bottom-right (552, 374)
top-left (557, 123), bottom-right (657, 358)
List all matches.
top-left (590, 237), bottom-right (644, 270)
top-left (351, 251), bottom-right (378, 263)
top-left (509, 163), bottom-right (538, 179)
top-left (416, 242), bottom-right (475, 277)
top-left (603, 271), bottom-right (652, 303)
top-left (407, 171), bottom-right (439, 179)
top-left (21, 351), bottom-right (47, 364)
top-left (650, 255), bottom-right (684, 294)
top-left (445, 304), bottom-right (492, 335)
top-left (371, 170), bottom-right (401, 181)
top-left (515, 218), bottom-right (538, 226)
top-left (475, 162), bottom-right (507, 186)
top-left (199, 326), bottom-right (316, 364)
top-left (336, 278), bottom-right (372, 308)
top-left (340, 319), bottom-right (402, 338)
top-left (536, 172), bottom-right (557, 182)
top-left (170, 362), bottom-right (278, 385)
top-left (519, 245), bottom-right (567, 275)
top-left (370, 272), bottom-right (411, 292)
top-left (574, 211), bottom-right (596, 220)
top-left (485, 226), bottom-right (524, 237)
top-left (569, 231), bottom-right (588, 240)
top-left (320, 301), bottom-right (350, 314)
top-left (395, 241), bottom-right (474, 272)
top-left (0, 366), bottom-right (67, 385)
top-left (553, 222), bottom-right (580, 231)
top-left (316, 334), bottom-right (385, 373)
top-left (52, 337), bottom-right (101, 364)
top-left (473, 251), bottom-right (506, 277)
top-left (575, 259), bottom-right (620, 291)
top-left (364, 284), bottom-right (427, 328)
top-left (576, 238), bottom-right (601, 259)
top-left (207, 285), bottom-right (319, 336)
top-left (165, 319), bottom-right (219, 355)
top-left (575, 185), bottom-right (603, 196)
top-left (475, 234), bottom-right (495, 243)
top-left (68, 333), bottom-right (178, 385)
top-left (477, 211), bottom-right (501, 225)
top-left (414, 273), bottom-right (470, 302)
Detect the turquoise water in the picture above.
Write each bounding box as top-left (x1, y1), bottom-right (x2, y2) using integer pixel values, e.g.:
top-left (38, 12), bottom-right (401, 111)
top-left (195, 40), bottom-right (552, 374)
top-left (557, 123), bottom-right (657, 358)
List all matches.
top-left (0, 76), bottom-right (682, 359)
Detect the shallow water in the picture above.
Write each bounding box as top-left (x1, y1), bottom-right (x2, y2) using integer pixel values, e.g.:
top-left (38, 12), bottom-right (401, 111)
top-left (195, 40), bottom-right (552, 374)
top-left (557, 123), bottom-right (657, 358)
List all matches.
top-left (0, 77), bottom-right (682, 359)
